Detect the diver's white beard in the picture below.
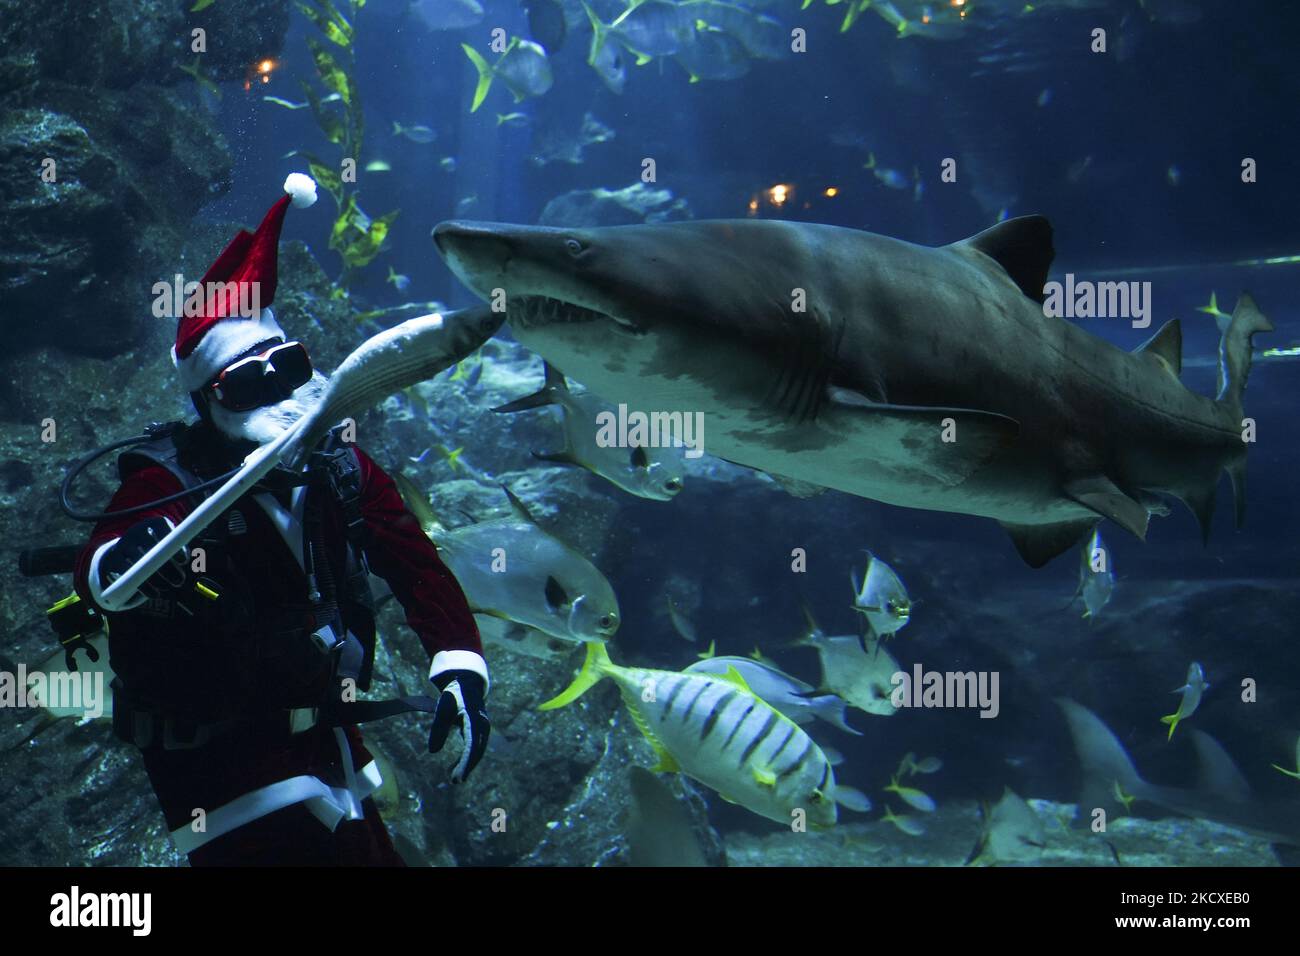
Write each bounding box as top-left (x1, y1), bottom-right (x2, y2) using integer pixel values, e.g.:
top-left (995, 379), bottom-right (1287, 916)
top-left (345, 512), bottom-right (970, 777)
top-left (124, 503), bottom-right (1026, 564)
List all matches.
top-left (208, 370), bottom-right (330, 445)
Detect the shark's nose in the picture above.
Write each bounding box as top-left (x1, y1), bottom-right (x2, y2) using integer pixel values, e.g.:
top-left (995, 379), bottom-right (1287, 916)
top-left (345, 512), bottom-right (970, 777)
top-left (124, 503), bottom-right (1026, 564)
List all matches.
top-left (433, 220), bottom-right (508, 257)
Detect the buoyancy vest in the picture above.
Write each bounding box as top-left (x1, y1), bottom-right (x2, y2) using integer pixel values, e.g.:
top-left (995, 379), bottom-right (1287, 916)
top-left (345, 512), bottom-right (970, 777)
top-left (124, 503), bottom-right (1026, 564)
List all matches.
top-left (105, 421), bottom-right (378, 723)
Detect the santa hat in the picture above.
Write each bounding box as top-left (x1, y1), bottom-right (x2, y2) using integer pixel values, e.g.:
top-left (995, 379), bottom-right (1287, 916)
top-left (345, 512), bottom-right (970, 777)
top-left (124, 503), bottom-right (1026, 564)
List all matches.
top-left (173, 173), bottom-right (318, 393)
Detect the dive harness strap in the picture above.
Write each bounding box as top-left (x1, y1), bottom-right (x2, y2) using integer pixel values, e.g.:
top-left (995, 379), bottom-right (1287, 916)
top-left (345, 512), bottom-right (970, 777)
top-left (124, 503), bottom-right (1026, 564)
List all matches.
top-left (113, 689), bottom-right (439, 751)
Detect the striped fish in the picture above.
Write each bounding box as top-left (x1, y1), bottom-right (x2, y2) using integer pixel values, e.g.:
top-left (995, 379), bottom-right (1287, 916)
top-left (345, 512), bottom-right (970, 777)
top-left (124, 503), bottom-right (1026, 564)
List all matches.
top-left (541, 643), bottom-right (871, 826)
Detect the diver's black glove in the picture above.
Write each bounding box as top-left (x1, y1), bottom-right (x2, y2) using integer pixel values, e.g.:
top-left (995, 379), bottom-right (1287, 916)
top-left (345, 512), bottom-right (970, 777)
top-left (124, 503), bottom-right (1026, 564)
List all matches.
top-left (98, 517), bottom-right (190, 602)
top-left (428, 669), bottom-right (490, 783)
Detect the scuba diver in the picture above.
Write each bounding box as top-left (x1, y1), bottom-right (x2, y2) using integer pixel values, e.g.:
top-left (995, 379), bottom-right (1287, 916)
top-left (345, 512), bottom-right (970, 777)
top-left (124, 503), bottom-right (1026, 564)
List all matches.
top-left (65, 174), bottom-right (490, 865)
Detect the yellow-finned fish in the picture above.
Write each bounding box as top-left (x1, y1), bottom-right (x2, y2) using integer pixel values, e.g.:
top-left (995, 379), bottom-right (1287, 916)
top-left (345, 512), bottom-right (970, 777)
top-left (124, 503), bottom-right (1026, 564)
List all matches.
top-left (541, 643), bottom-right (871, 826)
top-left (793, 604), bottom-right (901, 716)
top-left (391, 477), bottom-right (620, 644)
top-left (1161, 661), bottom-right (1208, 740)
top-left (494, 361), bottom-right (684, 501)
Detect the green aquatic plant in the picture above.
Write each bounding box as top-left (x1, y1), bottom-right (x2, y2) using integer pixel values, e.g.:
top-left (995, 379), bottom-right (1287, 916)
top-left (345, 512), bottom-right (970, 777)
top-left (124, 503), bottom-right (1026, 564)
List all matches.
top-left (294, 0), bottom-right (399, 286)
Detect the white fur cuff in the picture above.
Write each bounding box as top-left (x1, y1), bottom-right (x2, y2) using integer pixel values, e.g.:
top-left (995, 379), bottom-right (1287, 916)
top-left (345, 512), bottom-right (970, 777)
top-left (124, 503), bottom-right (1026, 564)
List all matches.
top-left (430, 650), bottom-right (490, 695)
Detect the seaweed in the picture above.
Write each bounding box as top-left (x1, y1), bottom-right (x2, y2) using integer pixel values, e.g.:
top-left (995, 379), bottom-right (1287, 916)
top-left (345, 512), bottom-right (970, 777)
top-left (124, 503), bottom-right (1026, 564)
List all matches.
top-left (294, 0), bottom-right (398, 287)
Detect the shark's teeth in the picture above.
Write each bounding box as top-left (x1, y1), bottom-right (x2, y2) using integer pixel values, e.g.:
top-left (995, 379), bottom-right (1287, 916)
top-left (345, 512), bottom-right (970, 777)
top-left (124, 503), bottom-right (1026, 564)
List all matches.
top-left (508, 295), bottom-right (640, 334)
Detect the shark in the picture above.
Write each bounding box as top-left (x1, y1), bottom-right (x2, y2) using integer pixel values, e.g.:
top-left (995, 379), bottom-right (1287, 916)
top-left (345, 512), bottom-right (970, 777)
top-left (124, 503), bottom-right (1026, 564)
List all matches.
top-left (1057, 698), bottom-right (1300, 849)
top-left (432, 217), bottom-right (1273, 566)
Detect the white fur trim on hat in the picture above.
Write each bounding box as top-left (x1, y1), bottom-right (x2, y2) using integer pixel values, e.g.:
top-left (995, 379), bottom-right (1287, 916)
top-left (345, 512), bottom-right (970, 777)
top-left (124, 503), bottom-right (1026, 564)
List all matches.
top-left (284, 173), bottom-right (318, 210)
top-left (173, 307), bottom-right (286, 393)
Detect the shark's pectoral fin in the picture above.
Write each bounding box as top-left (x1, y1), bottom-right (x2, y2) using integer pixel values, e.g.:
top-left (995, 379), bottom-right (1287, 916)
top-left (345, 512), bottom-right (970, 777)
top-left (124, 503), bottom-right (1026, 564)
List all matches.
top-left (1001, 519), bottom-right (1096, 568)
top-left (829, 395), bottom-right (1020, 486)
top-left (1064, 477), bottom-right (1150, 540)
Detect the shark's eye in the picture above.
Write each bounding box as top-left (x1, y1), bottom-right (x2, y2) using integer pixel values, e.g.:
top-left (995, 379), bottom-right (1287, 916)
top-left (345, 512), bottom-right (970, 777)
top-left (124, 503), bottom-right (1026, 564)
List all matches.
top-left (664, 477), bottom-right (682, 492)
top-left (565, 238), bottom-right (583, 256)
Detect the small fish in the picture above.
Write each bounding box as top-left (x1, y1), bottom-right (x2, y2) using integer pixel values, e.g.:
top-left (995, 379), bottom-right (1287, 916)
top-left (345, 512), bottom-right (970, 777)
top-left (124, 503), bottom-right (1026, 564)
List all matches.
top-left (493, 362), bottom-right (685, 501)
top-left (455, 194), bottom-right (479, 216)
top-left (541, 643), bottom-right (871, 826)
top-left (462, 38), bottom-right (553, 112)
top-left (966, 787), bottom-right (1046, 865)
top-left (587, 0), bottom-right (693, 63)
top-left (179, 55), bottom-right (221, 98)
top-left (1161, 661), bottom-right (1208, 740)
top-left (1113, 779), bottom-right (1136, 814)
top-left (1036, 88), bottom-right (1052, 107)
top-left (497, 111), bottom-right (531, 127)
top-left (850, 552), bottom-right (911, 641)
top-left (1166, 164), bottom-right (1181, 187)
top-left (911, 166), bottom-right (924, 203)
top-left (793, 604), bottom-right (900, 717)
top-left (386, 266), bottom-right (411, 292)
top-left (392, 121), bottom-right (437, 144)
top-left (439, 156), bottom-right (458, 172)
top-left (531, 111), bottom-right (615, 166)
top-left (366, 160), bottom-right (393, 173)
top-left (191, 0), bottom-right (217, 11)
top-left (394, 479), bottom-right (621, 644)
top-left (665, 596), bottom-right (698, 643)
top-left (1271, 735), bottom-right (1300, 780)
top-left (1075, 528), bottom-right (1114, 620)
top-left (864, 153), bottom-right (910, 190)
top-left (884, 775), bottom-right (936, 813)
top-left (881, 806), bottom-right (925, 837)
top-left (263, 95), bottom-right (309, 110)
top-left (686, 656), bottom-right (861, 735)
top-left (897, 752), bottom-right (943, 776)
top-left (1196, 290), bottom-right (1232, 333)
top-left (411, 0), bottom-right (485, 31)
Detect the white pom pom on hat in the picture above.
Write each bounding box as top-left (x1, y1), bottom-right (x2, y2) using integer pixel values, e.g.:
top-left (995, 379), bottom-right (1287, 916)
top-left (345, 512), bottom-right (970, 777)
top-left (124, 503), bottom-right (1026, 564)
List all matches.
top-left (284, 172), bottom-right (318, 209)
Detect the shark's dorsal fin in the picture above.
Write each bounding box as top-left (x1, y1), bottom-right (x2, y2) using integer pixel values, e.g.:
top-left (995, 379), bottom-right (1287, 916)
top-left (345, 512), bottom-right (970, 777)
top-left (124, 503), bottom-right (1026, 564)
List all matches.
top-left (1189, 730), bottom-right (1252, 804)
top-left (1135, 318), bottom-right (1183, 378)
top-left (953, 215), bottom-right (1056, 305)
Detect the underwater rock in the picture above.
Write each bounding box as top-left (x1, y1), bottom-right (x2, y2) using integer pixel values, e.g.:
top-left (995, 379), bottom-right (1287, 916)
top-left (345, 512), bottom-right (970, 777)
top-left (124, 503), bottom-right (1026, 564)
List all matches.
top-left (0, 91), bottom-right (232, 356)
top-left (0, 0), bottom-right (291, 91)
top-left (724, 798), bottom-right (1280, 867)
top-left (538, 182), bottom-right (692, 228)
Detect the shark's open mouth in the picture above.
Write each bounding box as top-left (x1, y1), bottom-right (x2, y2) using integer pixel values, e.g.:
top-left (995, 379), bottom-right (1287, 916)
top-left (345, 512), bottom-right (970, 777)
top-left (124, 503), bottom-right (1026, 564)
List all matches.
top-left (507, 295), bottom-right (643, 335)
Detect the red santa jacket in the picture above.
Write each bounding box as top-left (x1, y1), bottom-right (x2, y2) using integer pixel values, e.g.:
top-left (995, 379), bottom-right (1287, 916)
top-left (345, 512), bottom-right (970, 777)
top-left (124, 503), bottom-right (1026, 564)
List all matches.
top-left (73, 439), bottom-right (482, 698)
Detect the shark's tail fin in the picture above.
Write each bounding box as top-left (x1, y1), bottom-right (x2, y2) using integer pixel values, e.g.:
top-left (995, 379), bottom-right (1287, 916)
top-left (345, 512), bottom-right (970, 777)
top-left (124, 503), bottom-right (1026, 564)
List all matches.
top-left (1057, 698), bottom-right (1146, 821)
top-left (1216, 292), bottom-right (1272, 415)
top-left (1215, 293), bottom-right (1271, 529)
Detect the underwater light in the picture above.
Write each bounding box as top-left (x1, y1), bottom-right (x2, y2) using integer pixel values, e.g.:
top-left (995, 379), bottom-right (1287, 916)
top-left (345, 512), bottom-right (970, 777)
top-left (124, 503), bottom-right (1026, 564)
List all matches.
top-left (824, 187), bottom-right (840, 198)
top-left (767, 183), bottom-right (791, 207)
